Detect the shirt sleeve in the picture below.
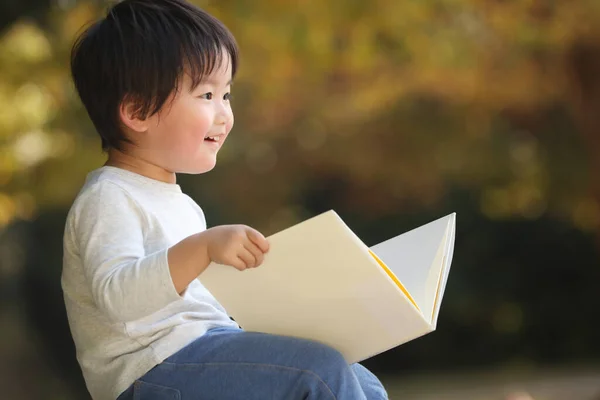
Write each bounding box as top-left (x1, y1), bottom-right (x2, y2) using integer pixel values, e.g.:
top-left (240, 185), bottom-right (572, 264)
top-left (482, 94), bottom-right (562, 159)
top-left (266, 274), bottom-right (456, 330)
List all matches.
top-left (71, 181), bottom-right (181, 323)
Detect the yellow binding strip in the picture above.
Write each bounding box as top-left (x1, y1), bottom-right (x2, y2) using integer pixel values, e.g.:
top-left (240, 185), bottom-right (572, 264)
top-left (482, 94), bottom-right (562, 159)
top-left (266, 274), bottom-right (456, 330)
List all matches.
top-left (369, 250), bottom-right (420, 311)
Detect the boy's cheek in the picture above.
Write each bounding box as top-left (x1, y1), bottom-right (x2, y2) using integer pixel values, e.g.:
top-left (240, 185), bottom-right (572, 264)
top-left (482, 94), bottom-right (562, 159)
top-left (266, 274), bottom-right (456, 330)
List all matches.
top-left (227, 107), bottom-right (234, 127)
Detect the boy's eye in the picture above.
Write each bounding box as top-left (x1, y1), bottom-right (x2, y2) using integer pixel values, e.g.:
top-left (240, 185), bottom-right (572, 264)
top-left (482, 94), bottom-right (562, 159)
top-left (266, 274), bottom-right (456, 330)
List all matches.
top-left (199, 92), bottom-right (231, 101)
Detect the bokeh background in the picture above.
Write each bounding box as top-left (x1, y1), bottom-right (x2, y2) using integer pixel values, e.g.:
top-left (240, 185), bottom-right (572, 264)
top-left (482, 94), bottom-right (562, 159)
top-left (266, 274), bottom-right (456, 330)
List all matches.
top-left (1, 0), bottom-right (600, 399)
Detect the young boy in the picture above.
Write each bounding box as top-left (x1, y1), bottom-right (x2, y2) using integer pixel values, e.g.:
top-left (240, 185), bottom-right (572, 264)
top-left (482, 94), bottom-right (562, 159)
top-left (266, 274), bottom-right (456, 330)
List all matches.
top-left (62, 0), bottom-right (388, 399)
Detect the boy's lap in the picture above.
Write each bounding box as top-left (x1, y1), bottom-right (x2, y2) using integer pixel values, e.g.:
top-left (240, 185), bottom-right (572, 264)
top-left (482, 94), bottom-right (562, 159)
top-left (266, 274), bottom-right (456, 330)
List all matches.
top-left (119, 329), bottom-right (337, 399)
top-left (118, 329), bottom-right (386, 400)
top-left (160, 327), bottom-right (347, 372)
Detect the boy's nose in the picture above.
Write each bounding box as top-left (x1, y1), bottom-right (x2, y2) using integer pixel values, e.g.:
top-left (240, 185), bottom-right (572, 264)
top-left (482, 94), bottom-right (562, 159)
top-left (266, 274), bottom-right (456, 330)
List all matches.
top-left (214, 105), bottom-right (232, 125)
top-left (214, 112), bottom-right (227, 125)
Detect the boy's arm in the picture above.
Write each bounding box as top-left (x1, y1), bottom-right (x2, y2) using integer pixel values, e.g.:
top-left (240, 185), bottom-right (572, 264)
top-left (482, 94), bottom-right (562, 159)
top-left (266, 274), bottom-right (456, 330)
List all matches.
top-left (73, 182), bottom-right (182, 323)
top-left (167, 233), bottom-right (211, 294)
top-left (72, 181), bottom-right (269, 322)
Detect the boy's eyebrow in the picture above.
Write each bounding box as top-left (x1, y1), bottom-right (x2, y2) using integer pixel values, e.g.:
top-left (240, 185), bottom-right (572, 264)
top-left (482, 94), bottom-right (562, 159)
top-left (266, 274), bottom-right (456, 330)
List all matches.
top-left (201, 78), bottom-right (233, 86)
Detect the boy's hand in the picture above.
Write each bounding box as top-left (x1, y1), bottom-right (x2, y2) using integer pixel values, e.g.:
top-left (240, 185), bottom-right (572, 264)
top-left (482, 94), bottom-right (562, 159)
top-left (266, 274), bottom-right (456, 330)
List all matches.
top-left (204, 225), bottom-right (270, 271)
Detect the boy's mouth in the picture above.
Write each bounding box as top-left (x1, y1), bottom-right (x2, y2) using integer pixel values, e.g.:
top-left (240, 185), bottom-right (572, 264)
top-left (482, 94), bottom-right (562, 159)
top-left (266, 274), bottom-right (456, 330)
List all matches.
top-left (204, 135), bottom-right (222, 142)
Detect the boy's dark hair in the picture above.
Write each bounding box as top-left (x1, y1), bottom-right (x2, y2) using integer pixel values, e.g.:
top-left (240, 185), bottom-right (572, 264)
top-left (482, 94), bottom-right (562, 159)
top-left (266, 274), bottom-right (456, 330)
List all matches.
top-left (70, 0), bottom-right (239, 151)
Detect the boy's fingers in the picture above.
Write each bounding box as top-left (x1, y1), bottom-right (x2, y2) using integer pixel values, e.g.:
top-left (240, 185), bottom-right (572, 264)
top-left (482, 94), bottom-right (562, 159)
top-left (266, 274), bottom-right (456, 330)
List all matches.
top-left (246, 228), bottom-right (269, 253)
top-left (229, 257), bottom-right (247, 271)
top-left (237, 248), bottom-right (256, 269)
top-left (244, 242), bottom-right (264, 267)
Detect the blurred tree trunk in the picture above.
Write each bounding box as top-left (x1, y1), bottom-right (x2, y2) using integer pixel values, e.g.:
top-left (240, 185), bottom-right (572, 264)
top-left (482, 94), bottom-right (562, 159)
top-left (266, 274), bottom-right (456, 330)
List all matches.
top-left (567, 40), bottom-right (600, 251)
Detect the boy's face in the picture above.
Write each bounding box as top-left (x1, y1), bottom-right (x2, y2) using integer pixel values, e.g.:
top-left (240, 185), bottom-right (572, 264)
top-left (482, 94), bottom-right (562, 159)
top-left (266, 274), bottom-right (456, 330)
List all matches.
top-left (138, 56), bottom-right (234, 174)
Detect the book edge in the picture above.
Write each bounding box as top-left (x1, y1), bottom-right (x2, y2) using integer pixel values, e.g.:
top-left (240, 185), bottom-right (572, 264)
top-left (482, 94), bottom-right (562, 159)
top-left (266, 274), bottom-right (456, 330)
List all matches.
top-left (431, 213), bottom-right (457, 328)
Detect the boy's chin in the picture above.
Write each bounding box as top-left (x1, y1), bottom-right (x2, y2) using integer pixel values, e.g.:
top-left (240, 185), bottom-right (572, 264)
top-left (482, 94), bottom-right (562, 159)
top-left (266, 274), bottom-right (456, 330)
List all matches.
top-left (179, 159), bottom-right (217, 174)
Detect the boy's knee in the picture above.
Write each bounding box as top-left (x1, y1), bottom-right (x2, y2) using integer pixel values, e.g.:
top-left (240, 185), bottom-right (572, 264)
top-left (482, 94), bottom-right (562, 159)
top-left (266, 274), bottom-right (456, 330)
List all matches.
top-left (351, 363), bottom-right (388, 399)
top-left (299, 340), bottom-right (349, 373)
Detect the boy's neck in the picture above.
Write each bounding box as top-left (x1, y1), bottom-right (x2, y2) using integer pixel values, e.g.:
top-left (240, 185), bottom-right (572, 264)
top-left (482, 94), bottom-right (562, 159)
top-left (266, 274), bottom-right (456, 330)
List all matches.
top-left (105, 148), bottom-right (177, 184)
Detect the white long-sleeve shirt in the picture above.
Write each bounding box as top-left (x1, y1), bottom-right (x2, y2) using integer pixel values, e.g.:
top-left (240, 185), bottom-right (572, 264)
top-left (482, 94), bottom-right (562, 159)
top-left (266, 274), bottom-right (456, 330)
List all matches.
top-left (61, 166), bottom-right (238, 400)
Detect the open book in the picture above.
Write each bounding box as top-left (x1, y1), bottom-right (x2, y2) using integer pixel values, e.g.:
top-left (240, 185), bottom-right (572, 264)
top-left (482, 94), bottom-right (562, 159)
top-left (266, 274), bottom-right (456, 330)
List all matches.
top-left (199, 211), bottom-right (456, 364)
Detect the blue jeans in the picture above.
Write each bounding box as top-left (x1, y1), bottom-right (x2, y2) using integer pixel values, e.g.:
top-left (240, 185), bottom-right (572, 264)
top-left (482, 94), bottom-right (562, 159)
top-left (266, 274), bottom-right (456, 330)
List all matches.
top-left (117, 327), bottom-right (388, 399)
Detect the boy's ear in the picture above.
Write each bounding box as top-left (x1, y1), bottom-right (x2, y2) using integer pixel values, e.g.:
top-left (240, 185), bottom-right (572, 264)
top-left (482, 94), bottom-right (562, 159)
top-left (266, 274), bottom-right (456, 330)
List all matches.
top-left (119, 98), bottom-right (149, 133)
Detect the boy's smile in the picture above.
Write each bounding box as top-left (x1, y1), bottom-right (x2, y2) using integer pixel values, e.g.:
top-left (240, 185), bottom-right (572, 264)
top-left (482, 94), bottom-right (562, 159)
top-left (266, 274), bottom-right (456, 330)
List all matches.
top-left (203, 131), bottom-right (227, 148)
top-left (204, 134), bottom-right (223, 143)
